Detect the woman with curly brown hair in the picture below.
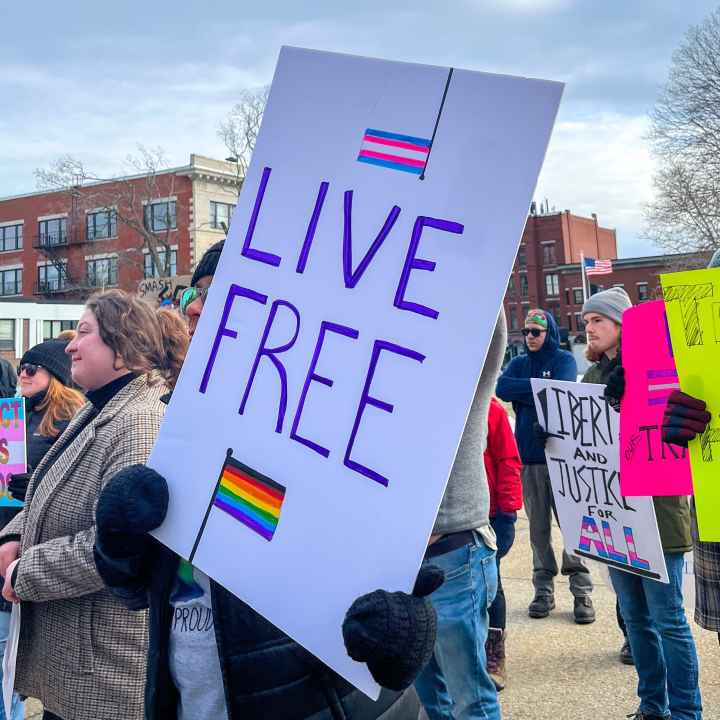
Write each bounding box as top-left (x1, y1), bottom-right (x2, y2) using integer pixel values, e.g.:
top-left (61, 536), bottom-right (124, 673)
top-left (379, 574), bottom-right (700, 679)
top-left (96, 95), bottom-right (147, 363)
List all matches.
top-left (0, 290), bottom-right (171, 720)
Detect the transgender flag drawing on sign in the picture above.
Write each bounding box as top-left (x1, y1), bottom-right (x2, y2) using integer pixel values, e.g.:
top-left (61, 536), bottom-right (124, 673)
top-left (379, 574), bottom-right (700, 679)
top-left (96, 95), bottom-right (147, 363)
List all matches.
top-left (357, 128), bottom-right (431, 175)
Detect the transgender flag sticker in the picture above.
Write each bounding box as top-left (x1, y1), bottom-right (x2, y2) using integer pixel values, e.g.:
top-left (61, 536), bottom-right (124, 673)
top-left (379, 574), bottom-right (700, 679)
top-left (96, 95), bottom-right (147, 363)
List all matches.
top-left (357, 128), bottom-right (431, 175)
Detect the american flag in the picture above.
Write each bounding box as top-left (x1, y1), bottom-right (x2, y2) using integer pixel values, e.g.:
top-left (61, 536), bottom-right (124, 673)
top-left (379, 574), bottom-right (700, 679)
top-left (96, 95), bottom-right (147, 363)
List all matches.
top-left (584, 257), bottom-right (613, 276)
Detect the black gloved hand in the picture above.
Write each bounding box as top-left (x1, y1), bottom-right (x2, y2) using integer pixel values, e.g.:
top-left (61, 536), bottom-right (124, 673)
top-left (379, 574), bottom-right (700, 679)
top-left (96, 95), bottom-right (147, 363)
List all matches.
top-left (604, 366), bottom-right (625, 412)
top-left (96, 464), bottom-right (169, 558)
top-left (533, 421), bottom-right (551, 449)
top-left (662, 390), bottom-right (711, 448)
top-left (8, 472), bottom-right (31, 502)
top-left (342, 565), bottom-right (444, 691)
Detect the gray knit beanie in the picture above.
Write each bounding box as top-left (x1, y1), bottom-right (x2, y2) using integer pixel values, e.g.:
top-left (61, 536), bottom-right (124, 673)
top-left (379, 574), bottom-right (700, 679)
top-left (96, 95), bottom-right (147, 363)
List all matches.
top-left (581, 286), bottom-right (632, 325)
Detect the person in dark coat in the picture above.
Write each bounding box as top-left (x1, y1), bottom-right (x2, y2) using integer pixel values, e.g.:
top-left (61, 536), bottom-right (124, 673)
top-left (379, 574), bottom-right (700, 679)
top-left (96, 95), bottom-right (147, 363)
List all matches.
top-left (92, 241), bottom-right (439, 720)
top-left (0, 340), bottom-right (84, 720)
top-left (496, 308), bottom-right (594, 623)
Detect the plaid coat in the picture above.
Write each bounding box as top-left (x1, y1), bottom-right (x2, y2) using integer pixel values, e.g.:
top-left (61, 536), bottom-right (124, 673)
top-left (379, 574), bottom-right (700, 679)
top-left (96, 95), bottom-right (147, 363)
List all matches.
top-left (691, 500), bottom-right (720, 632)
top-left (0, 375), bottom-right (166, 720)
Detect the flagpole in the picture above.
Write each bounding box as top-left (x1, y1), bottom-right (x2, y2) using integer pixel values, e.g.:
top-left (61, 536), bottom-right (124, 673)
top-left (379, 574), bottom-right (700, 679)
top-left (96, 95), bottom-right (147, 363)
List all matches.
top-left (580, 251), bottom-right (588, 303)
top-left (189, 447), bottom-right (233, 564)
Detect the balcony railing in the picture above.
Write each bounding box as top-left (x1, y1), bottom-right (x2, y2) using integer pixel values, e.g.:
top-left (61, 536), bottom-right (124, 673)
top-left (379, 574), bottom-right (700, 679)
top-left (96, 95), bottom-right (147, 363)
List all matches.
top-left (34, 280), bottom-right (68, 295)
top-left (34, 232), bottom-right (68, 250)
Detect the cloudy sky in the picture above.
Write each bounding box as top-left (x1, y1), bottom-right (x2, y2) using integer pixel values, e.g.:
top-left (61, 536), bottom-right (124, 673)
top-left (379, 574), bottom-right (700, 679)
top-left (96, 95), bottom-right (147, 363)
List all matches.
top-left (1, 1), bottom-right (717, 256)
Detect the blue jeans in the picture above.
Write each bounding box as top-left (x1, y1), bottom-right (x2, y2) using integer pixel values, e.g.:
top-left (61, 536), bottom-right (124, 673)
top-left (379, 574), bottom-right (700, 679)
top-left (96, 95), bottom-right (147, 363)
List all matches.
top-left (0, 610), bottom-right (23, 720)
top-left (414, 534), bottom-right (501, 720)
top-left (610, 553), bottom-right (702, 720)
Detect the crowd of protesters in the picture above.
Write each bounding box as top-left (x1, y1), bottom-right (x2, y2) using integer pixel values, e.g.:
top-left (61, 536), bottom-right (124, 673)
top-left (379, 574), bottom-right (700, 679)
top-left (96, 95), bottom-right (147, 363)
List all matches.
top-left (0, 240), bottom-right (713, 720)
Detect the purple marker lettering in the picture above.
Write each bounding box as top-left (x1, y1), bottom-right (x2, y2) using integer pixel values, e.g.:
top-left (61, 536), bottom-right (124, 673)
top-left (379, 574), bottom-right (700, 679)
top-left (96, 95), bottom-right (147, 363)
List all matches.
top-left (290, 321), bottom-right (360, 457)
top-left (344, 339), bottom-right (425, 486)
top-left (296, 181), bottom-right (329, 274)
top-left (241, 166), bottom-right (281, 267)
top-left (200, 284), bottom-right (268, 393)
top-left (394, 216), bottom-right (464, 320)
top-left (239, 299), bottom-right (301, 433)
top-left (343, 191), bottom-right (401, 288)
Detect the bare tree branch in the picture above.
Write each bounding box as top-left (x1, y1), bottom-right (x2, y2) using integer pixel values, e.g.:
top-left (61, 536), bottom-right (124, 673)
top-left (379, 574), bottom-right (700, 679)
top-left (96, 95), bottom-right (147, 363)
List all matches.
top-left (34, 146), bottom-right (178, 293)
top-left (217, 86), bottom-right (269, 183)
top-left (645, 8), bottom-right (720, 254)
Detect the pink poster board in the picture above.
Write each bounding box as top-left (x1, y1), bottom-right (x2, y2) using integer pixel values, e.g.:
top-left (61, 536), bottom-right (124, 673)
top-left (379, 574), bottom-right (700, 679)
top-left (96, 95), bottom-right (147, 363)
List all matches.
top-left (620, 301), bottom-right (693, 496)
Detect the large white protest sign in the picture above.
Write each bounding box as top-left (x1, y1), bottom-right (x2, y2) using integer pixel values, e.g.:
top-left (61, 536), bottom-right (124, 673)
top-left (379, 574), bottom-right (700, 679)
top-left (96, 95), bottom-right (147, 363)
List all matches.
top-left (150, 47), bottom-right (563, 695)
top-left (531, 378), bottom-right (668, 584)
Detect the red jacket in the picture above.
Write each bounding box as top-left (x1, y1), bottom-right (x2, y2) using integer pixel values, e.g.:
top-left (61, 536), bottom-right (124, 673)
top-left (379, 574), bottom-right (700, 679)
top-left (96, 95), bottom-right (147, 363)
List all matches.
top-left (484, 398), bottom-right (523, 517)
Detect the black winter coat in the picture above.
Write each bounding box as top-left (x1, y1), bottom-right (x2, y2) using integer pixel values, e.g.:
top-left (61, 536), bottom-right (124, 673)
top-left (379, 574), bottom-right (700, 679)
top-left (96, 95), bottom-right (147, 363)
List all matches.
top-left (98, 539), bottom-right (417, 720)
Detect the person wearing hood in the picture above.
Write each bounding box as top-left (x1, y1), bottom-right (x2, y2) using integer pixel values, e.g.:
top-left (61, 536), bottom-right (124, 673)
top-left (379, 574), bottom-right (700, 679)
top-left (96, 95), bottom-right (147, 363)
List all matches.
top-left (496, 308), bottom-right (595, 624)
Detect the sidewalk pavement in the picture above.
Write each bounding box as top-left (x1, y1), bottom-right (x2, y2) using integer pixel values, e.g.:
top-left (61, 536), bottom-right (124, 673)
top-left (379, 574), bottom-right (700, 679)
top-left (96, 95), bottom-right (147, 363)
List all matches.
top-left (23, 510), bottom-right (720, 719)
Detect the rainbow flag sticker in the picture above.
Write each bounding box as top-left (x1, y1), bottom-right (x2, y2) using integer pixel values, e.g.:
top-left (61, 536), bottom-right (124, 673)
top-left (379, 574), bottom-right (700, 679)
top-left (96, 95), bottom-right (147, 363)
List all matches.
top-left (213, 453), bottom-right (286, 541)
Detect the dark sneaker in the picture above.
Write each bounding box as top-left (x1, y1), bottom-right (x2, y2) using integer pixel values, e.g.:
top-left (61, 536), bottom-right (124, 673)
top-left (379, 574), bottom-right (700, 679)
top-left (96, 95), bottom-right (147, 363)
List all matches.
top-left (626, 711), bottom-right (671, 719)
top-left (573, 596), bottom-right (596, 624)
top-left (620, 640), bottom-right (634, 665)
top-left (485, 628), bottom-right (507, 691)
top-left (528, 594), bottom-right (555, 618)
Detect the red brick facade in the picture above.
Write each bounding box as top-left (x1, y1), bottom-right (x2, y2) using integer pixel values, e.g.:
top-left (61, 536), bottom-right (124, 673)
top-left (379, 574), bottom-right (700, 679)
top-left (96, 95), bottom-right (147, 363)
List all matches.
top-left (0, 173), bottom-right (194, 302)
top-left (0, 154), bottom-right (240, 305)
top-left (504, 210), bottom-right (617, 344)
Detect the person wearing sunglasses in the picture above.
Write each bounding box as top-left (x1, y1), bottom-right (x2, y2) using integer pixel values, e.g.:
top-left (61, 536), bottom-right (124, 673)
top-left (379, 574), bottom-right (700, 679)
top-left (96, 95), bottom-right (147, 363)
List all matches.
top-left (0, 340), bottom-right (84, 720)
top-left (496, 308), bottom-right (596, 625)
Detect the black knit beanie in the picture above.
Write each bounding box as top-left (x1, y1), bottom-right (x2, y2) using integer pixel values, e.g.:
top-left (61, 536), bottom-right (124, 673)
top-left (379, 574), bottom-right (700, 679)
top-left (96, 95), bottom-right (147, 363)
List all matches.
top-left (21, 340), bottom-right (72, 386)
top-left (191, 240), bottom-right (225, 287)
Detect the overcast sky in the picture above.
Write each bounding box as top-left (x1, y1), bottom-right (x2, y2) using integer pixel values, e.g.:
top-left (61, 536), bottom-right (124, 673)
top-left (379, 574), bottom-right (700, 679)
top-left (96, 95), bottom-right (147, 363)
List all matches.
top-left (2, 1), bottom-right (717, 257)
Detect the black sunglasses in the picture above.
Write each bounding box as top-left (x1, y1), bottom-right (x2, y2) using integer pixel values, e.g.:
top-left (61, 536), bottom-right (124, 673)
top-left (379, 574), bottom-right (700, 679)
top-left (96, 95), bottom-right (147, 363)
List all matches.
top-left (17, 363), bottom-right (41, 377)
top-left (522, 328), bottom-right (546, 338)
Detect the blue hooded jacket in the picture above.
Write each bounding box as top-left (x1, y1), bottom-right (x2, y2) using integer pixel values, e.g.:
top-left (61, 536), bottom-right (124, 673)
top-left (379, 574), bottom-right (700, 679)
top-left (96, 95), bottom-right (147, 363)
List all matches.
top-left (496, 313), bottom-right (577, 464)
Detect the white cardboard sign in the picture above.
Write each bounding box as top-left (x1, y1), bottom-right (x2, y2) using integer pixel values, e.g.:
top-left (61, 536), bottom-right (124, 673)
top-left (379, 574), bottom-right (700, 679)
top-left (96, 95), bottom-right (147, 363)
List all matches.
top-left (150, 46), bottom-right (563, 696)
top-left (531, 378), bottom-right (669, 584)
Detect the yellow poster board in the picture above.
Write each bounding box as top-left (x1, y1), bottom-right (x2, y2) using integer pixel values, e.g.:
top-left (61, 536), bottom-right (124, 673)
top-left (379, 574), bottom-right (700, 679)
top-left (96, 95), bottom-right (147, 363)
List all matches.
top-left (661, 267), bottom-right (720, 541)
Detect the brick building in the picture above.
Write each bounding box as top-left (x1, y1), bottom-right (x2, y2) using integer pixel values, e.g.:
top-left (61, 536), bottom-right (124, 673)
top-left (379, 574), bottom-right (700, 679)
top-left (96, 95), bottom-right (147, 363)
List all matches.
top-left (503, 205), bottom-right (696, 352)
top-left (555, 253), bottom-right (696, 338)
top-left (0, 154), bottom-right (239, 310)
top-left (504, 208), bottom-right (617, 345)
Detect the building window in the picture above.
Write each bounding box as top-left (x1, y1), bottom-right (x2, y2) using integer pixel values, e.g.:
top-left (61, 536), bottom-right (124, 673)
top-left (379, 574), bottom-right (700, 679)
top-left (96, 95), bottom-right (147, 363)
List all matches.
top-left (545, 274), bottom-right (559, 297)
top-left (86, 257), bottom-right (118, 288)
top-left (144, 201), bottom-right (177, 232)
top-left (0, 320), bottom-right (14, 351)
top-left (43, 320), bottom-right (77, 341)
top-left (0, 224), bottom-right (22, 252)
top-left (575, 313), bottom-right (585, 331)
top-left (567, 314), bottom-right (573, 331)
top-left (86, 209), bottom-right (117, 241)
top-left (510, 312), bottom-right (519, 331)
top-left (210, 201), bottom-right (236, 230)
top-left (37, 218), bottom-right (67, 247)
top-left (573, 288), bottom-right (583, 305)
top-left (637, 283), bottom-right (649, 302)
top-left (507, 277), bottom-right (516, 300)
top-left (517, 246), bottom-right (527, 268)
top-left (520, 274), bottom-right (529, 297)
top-left (37, 264), bottom-right (65, 293)
top-left (542, 244), bottom-right (556, 265)
top-left (144, 248), bottom-right (178, 278)
top-left (0, 269), bottom-right (21, 296)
